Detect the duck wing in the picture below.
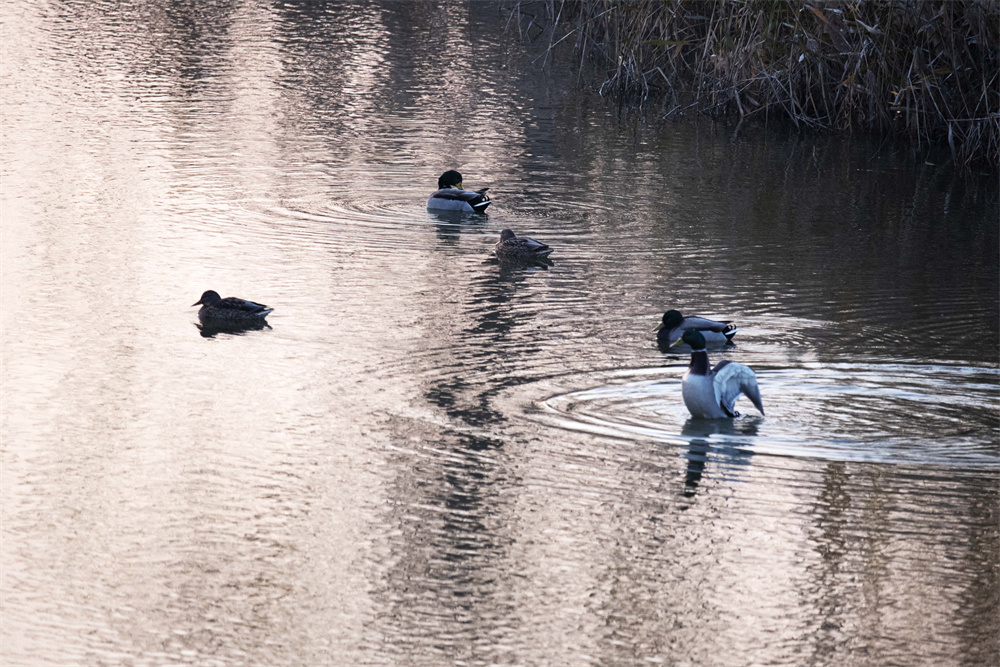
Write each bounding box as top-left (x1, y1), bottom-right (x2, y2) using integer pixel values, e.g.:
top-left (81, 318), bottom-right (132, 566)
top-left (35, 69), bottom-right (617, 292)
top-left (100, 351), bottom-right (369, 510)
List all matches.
top-left (219, 297), bottom-right (272, 315)
top-left (518, 237), bottom-right (552, 256)
top-left (711, 360), bottom-right (764, 416)
top-left (681, 316), bottom-right (734, 333)
top-left (428, 188), bottom-right (477, 202)
top-left (429, 188), bottom-right (490, 205)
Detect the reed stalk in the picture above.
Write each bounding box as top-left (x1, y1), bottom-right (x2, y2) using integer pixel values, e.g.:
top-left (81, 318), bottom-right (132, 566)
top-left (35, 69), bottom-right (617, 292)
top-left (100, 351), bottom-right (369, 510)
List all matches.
top-left (508, 0), bottom-right (1000, 169)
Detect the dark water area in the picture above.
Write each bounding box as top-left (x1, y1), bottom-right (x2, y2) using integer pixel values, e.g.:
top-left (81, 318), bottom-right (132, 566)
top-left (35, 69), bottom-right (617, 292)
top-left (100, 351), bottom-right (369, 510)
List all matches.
top-left (2, 2), bottom-right (998, 665)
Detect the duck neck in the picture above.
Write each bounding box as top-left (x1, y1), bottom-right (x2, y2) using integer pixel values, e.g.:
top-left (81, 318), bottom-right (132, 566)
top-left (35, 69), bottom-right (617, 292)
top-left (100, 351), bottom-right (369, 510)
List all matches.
top-left (688, 349), bottom-right (710, 375)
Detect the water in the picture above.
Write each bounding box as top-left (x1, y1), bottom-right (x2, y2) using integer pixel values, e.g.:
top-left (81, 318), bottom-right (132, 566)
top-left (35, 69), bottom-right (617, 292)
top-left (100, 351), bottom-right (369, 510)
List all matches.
top-left (2, 1), bottom-right (998, 665)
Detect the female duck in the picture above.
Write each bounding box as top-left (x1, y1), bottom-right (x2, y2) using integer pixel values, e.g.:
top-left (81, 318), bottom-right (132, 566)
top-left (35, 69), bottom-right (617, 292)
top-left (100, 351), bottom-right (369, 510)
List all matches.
top-left (427, 170), bottom-right (492, 213)
top-left (655, 309), bottom-right (737, 347)
top-left (672, 330), bottom-right (763, 419)
top-left (192, 290), bottom-right (273, 324)
top-left (494, 229), bottom-right (553, 261)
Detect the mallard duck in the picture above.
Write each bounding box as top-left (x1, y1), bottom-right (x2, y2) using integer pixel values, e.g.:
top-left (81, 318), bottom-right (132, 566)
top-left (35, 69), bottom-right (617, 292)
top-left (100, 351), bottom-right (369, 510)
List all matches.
top-left (426, 170), bottom-right (492, 213)
top-left (655, 309), bottom-right (737, 347)
top-left (672, 330), bottom-right (763, 419)
top-left (192, 290), bottom-right (273, 323)
top-left (494, 229), bottom-right (553, 261)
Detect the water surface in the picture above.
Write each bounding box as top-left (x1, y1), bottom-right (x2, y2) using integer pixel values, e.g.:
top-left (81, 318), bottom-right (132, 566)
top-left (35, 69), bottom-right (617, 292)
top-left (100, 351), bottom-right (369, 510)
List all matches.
top-left (2, 2), bottom-right (998, 665)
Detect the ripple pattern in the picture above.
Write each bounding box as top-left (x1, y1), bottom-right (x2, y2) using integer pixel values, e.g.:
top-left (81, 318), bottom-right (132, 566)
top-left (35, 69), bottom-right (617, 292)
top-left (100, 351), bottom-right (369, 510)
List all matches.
top-left (536, 363), bottom-right (1000, 466)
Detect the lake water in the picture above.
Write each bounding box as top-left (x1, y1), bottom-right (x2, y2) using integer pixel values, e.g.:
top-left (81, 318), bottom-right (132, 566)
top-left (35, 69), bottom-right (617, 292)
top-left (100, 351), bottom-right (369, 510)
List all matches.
top-left (2, 2), bottom-right (998, 665)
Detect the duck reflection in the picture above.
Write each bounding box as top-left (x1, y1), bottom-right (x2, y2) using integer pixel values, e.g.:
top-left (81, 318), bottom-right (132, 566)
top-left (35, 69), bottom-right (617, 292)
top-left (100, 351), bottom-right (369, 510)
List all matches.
top-left (493, 254), bottom-right (554, 279)
top-left (680, 418), bottom-right (759, 498)
top-left (374, 256), bottom-right (546, 649)
top-left (423, 267), bottom-right (539, 428)
top-left (427, 209), bottom-right (488, 245)
top-left (194, 320), bottom-right (272, 339)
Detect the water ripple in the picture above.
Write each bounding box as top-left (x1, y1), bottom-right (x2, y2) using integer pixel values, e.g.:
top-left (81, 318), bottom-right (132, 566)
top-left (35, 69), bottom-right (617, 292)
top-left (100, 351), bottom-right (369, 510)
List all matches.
top-left (534, 363), bottom-right (1000, 467)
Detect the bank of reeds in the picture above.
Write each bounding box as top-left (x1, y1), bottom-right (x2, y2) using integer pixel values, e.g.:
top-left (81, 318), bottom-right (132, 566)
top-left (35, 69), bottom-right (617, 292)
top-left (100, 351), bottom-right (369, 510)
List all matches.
top-left (508, 1), bottom-right (999, 168)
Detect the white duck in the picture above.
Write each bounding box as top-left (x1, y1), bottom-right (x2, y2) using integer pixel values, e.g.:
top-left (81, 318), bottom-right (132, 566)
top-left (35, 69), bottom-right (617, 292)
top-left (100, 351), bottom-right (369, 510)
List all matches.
top-left (672, 330), bottom-right (763, 419)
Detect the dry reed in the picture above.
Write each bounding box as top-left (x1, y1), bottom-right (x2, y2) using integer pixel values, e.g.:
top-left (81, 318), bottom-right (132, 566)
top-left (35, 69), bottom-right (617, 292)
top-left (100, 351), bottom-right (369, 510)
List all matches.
top-left (508, 0), bottom-right (999, 169)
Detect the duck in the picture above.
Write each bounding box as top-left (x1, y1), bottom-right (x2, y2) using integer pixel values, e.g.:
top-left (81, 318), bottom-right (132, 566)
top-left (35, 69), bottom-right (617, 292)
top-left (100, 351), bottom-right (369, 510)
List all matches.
top-left (655, 309), bottom-right (737, 347)
top-left (494, 228), bottom-right (553, 261)
top-left (426, 170), bottom-right (492, 213)
top-left (192, 290), bottom-right (273, 324)
top-left (672, 330), bottom-right (763, 419)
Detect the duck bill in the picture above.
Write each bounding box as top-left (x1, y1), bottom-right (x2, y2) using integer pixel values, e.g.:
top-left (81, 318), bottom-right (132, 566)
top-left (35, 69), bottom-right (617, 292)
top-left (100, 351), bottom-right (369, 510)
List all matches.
top-left (653, 323), bottom-right (665, 332)
top-left (191, 299), bottom-right (204, 307)
top-left (669, 337), bottom-right (685, 348)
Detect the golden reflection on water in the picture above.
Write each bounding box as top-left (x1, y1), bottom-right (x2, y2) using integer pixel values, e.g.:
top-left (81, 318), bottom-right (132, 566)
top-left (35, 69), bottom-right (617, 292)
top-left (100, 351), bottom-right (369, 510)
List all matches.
top-left (2, 1), bottom-right (998, 666)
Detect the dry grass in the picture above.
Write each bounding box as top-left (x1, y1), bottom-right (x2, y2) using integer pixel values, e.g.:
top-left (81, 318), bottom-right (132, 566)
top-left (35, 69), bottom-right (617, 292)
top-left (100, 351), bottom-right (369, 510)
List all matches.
top-left (508, 0), bottom-right (1000, 169)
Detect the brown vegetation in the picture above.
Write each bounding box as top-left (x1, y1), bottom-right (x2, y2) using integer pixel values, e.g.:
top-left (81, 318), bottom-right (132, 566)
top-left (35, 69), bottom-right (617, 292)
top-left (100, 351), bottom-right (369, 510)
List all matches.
top-left (508, 1), bottom-right (999, 168)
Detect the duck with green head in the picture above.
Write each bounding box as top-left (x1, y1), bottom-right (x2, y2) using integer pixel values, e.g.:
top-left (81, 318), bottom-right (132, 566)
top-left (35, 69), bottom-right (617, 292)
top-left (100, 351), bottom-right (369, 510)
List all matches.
top-left (655, 309), bottom-right (737, 348)
top-left (427, 170), bottom-right (492, 213)
top-left (672, 330), bottom-right (763, 419)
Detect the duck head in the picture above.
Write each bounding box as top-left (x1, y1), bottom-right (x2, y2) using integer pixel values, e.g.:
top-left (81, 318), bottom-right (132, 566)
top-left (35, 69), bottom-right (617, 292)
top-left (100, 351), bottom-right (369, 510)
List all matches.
top-left (654, 309), bottom-right (684, 333)
top-left (499, 229), bottom-right (517, 242)
top-left (672, 329), bottom-right (707, 350)
top-left (438, 170), bottom-right (463, 189)
top-left (192, 290), bottom-right (222, 307)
